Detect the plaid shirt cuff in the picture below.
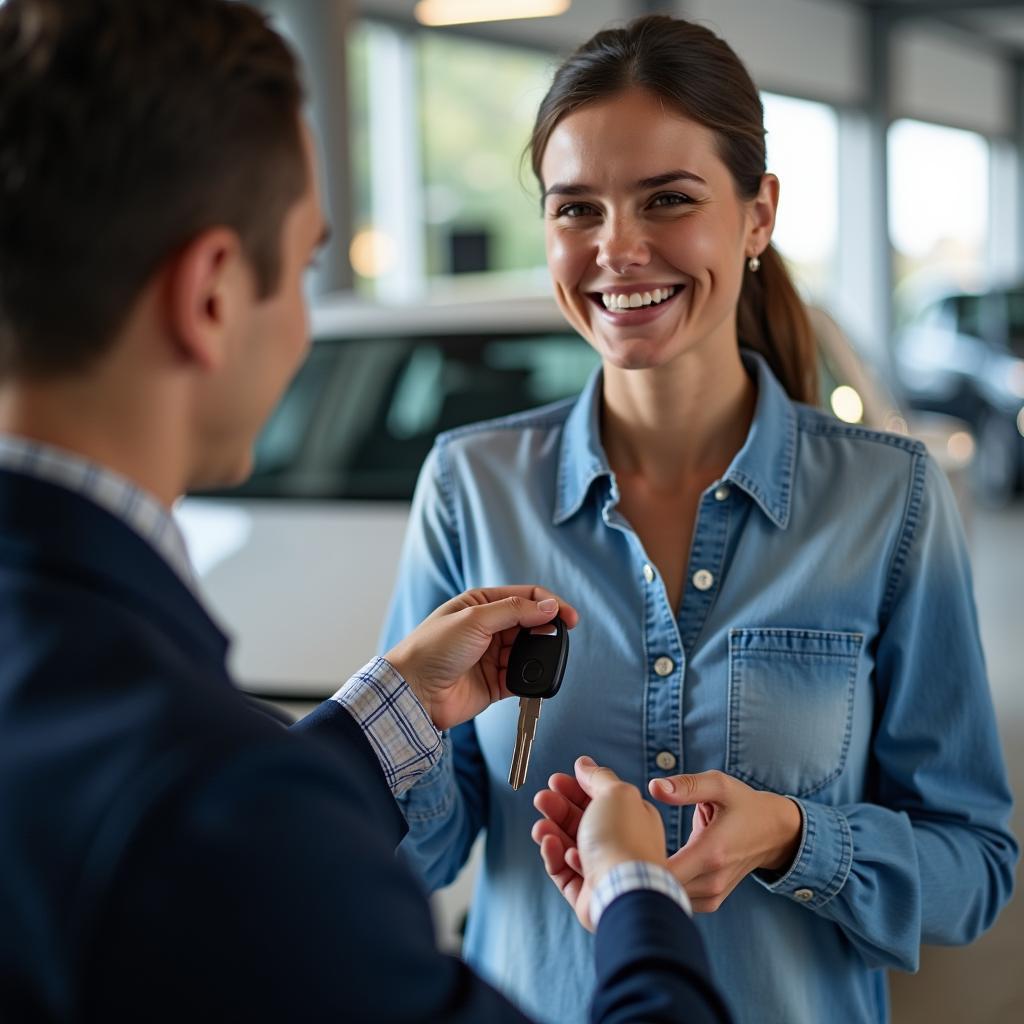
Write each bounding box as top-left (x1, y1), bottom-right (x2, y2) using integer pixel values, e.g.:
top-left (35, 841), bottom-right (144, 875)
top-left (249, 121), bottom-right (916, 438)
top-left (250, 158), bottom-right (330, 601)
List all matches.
top-left (590, 861), bottom-right (692, 929)
top-left (332, 657), bottom-right (443, 798)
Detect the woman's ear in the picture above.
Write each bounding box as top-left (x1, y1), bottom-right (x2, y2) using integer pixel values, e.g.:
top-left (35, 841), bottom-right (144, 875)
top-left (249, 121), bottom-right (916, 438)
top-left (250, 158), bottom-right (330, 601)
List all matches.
top-left (164, 227), bottom-right (248, 371)
top-left (746, 172), bottom-right (780, 256)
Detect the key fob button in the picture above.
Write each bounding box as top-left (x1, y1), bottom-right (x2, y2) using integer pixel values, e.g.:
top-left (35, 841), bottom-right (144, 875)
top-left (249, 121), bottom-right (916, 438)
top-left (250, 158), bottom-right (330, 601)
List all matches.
top-left (522, 659), bottom-right (544, 684)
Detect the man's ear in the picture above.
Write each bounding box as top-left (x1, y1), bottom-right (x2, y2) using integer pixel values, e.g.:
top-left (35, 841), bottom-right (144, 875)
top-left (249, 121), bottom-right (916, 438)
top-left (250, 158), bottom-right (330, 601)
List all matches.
top-left (746, 172), bottom-right (780, 256)
top-left (165, 227), bottom-right (248, 371)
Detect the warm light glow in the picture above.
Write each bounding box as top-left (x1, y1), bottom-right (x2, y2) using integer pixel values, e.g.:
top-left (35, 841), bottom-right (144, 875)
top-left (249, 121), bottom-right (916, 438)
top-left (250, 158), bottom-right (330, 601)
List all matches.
top-left (414, 0), bottom-right (570, 27)
top-left (830, 385), bottom-right (864, 424)
top-left (349, 228), bottom-right (396, 278)
top-left (884, 413), bottom-right (909, 435)
top-left (946, 431), bottom-right (975, 464)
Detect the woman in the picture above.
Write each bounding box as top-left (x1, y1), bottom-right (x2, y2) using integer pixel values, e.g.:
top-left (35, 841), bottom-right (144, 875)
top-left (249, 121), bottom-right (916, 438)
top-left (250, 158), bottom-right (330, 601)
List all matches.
top-left (381, 15), bottom-right (1017, 1024)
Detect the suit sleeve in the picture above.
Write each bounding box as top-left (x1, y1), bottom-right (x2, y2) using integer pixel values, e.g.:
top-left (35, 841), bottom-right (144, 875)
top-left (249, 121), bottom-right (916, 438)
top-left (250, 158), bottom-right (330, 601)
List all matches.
top-left (593, 892), bottom-right (733, 1024)
top-left (79, 736), bottom-right (730, 1024)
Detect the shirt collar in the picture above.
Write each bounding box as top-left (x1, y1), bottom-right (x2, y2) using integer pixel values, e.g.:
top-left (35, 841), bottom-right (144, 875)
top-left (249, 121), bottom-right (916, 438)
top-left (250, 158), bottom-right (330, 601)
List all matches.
top-left (552, 350), bottom-right (797, 529)
top-left (554, 366), bottom-right (613, 525)
top-left (0, 435), bottom-right (199, 588)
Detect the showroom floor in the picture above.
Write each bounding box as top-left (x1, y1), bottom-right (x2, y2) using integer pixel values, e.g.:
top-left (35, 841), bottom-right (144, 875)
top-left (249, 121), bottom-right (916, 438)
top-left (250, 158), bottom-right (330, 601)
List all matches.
top-left (889, 500), bottom-right (1023, 1023)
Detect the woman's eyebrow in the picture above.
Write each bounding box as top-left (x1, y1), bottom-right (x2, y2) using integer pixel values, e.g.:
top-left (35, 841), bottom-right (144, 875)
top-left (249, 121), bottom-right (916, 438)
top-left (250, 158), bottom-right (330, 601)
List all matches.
top-left (542, 169), bottom-right (707, 202)
top-left (635, 169), bottom-right (707, 189)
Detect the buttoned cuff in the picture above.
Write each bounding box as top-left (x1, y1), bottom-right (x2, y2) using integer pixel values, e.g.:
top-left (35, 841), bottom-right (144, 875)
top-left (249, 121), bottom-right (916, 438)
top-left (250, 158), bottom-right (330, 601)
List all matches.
top-left (754, 798), bottom-right (853, 908)
top-left (332, 657), bottom-right (443, 798)
top-left (590, 861), bottom-right (692, 929)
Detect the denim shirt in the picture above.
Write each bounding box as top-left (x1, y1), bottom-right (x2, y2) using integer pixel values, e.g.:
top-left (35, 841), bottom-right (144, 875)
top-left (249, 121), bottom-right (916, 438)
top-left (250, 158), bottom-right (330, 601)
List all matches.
top-left (381, 352), bottom-right (1017, 1024)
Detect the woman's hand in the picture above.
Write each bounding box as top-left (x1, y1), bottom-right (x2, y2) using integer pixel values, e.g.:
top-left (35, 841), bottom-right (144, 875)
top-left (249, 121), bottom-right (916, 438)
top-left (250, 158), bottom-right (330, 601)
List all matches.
top-left (384, 586), bottom-right (579, 732)
top-left (649, 770), bottom-right (803, 912)
top-left (532, 756), bottom-right (668, 932)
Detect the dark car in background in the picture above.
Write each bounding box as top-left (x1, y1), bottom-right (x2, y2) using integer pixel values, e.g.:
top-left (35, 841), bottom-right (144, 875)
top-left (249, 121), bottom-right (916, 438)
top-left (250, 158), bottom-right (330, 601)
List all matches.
top-left (895, 287), bottom-right (1024, 503)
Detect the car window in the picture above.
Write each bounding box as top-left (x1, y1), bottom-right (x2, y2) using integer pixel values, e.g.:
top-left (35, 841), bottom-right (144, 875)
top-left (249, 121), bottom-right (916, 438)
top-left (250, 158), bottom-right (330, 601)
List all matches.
top-left (953, 294), bottom-right (987, 340)
top-left (1005, 291), bottom-right (1024, 356)
top-left (196, 332), bottom-right (599, 501)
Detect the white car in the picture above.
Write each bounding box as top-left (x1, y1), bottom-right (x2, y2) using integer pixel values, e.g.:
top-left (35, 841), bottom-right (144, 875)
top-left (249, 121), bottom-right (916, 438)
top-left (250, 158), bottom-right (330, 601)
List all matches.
top-left (176, 294), bottom-right (974, 701)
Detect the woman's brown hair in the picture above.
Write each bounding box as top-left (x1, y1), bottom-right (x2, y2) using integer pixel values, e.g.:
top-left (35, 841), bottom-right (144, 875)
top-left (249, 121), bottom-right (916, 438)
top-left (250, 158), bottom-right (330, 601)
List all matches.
top-left (528, 15), bottom-right (818, 404)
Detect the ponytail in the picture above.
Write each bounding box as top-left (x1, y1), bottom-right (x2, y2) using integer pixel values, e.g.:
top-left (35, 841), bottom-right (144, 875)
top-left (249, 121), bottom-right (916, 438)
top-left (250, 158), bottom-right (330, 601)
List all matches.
top-left (737, 244), bottom-right (818, 405)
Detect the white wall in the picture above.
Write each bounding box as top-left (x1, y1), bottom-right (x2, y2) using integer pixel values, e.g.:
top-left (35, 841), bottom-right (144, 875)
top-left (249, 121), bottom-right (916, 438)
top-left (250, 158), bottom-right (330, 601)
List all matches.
top-left (893, 23), bottom-right (1013, 138)
top-left (685, 0), bottom-right (864, 105)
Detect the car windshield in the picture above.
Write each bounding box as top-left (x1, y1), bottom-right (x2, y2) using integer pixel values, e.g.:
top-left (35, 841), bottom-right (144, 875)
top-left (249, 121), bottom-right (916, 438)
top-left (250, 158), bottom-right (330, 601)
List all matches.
top-left (197, 332), bottom-right (600, 501)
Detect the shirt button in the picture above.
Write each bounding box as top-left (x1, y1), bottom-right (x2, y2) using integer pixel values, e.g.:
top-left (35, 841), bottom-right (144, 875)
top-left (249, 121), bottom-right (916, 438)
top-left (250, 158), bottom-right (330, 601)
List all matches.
top-left (714, 485), bottom-right (731, 501)
top-left (655, 750), bottom-right (677, 771)
top-left (642, 563), bottom-right (655, 583)
top-left (692, 569), bottom-right (715, 591)
top-left (793, 888), bottom-right (814, 902)
top-left (653, 656), bottom-right (675, 677)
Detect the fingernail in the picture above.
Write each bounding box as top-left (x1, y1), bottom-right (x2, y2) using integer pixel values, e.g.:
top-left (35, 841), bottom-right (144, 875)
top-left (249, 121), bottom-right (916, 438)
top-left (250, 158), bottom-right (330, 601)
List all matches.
top-left (578, 755), bottom-right (596, 767)
top-left (657, 778), bottom-right (675, 793)
top-left (537, 598), bottom-right (557, 612)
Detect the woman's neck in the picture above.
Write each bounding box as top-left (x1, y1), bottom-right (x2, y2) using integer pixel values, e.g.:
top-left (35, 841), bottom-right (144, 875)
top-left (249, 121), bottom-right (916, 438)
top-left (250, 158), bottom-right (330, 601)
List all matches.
top-left (600, 343), bottom-right (756, 491)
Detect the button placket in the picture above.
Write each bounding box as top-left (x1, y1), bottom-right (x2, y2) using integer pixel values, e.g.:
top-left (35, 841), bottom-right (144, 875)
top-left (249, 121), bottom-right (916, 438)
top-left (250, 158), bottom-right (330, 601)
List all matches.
top-left (636, 544), bottom-right (685, 853)
top-left (679, 491), bottom-right (731, 653)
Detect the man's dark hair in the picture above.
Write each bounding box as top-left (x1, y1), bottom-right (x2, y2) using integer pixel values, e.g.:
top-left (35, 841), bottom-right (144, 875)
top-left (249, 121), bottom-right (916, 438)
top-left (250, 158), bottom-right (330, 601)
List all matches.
top-left (0, 0), bottom-right (307, 377)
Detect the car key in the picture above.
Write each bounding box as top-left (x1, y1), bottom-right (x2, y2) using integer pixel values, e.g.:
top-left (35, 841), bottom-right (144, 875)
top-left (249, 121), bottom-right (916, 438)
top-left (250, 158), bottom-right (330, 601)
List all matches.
top-left (506, 617), bottom-right (569, 790)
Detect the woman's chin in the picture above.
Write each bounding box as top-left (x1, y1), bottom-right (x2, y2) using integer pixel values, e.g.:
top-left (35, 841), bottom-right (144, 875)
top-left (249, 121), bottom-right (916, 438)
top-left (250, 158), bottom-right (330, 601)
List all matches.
top-left (596, 335), bottom-right (681, 371)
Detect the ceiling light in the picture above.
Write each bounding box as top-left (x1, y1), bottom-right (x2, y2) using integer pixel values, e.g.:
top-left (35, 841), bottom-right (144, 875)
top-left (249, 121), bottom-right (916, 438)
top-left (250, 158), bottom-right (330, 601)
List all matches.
top-left (414, 0), bottom-right (571, 28)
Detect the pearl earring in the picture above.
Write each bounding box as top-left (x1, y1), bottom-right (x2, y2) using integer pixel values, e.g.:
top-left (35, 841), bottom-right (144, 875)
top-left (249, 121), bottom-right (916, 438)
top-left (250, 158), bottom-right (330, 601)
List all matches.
top-left (747, 254), bottom-right (761, 273)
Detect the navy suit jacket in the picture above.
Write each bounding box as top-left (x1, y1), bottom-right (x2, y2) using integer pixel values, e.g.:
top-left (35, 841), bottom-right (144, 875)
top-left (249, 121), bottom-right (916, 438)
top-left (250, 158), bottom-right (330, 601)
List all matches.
top-left (0, 468), bottom-right (730, 1023)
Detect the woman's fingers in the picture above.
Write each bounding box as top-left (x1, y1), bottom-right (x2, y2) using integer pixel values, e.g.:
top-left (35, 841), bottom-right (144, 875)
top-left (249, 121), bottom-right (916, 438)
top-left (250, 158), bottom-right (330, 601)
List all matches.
top-left (539, 835), bottom-right (584, 905)
top-left (534, 782), bottom-right (585, 837)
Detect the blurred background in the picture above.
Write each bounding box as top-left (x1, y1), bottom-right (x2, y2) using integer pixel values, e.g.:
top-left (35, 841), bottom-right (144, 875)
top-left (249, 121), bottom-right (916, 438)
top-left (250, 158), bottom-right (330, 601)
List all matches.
top-left (179, 2), bottom-right (1023, 1020)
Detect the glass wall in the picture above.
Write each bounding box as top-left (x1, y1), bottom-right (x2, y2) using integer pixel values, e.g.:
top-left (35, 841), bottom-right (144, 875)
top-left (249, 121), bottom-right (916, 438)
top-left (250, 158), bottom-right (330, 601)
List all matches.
top-left (418, 32), bottom-right (552, 279)
top-left (762, 92), bottom-right (840, 306)
top-left (347, 22), bottom-right (553, 294)
top-left (888, 118), bottom-right (990, 325)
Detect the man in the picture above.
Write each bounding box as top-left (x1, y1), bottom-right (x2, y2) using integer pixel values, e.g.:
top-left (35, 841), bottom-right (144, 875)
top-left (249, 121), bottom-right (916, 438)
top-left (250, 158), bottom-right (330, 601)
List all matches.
top-left (0, 1), bottom-right (731, 1021)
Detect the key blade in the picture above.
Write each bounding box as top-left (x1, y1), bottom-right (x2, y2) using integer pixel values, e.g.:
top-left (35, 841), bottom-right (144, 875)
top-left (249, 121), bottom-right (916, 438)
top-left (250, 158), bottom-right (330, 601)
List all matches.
top-left (508, 697), bottom-right (542, 790)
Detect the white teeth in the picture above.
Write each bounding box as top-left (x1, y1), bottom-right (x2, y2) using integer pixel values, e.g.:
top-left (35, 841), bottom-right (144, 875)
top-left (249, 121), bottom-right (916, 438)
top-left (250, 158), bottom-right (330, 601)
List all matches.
top-left (600, 286), bottom-right (677, 311)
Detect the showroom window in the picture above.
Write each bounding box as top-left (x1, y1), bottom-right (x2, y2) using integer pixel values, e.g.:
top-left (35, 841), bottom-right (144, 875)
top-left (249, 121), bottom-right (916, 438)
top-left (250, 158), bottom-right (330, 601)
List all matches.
top-left (347, 22), bottom-right (553, 294)
top-left (762, 92), bottom-right (840, 306)
top-left (888, 118), bottom-right (990, 325)
top-left (418, 32), bottom-right (553, 279)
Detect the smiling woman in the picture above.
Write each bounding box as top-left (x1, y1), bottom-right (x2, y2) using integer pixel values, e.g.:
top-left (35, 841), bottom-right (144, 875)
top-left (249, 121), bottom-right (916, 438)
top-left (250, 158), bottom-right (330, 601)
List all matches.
top-left (382, 14), bottom-right (1017, 1024)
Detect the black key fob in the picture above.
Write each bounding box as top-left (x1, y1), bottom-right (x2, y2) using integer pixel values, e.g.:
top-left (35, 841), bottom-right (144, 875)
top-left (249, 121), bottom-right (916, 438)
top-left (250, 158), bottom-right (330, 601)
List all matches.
top-left (506, 617), bottom-right (569, 700)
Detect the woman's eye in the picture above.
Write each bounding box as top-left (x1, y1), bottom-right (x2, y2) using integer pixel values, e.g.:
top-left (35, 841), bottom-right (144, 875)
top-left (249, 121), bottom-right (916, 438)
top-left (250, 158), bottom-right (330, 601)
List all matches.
top-left (650, 192), bottom-right (692, 208)
top-left (555, 202), bottom-right (597, 219)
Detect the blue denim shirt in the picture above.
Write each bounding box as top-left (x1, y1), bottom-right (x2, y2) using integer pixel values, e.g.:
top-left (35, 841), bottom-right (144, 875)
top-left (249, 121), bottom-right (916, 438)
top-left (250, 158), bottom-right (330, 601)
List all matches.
top-left (381, 352), bottom-right (1017, 1024)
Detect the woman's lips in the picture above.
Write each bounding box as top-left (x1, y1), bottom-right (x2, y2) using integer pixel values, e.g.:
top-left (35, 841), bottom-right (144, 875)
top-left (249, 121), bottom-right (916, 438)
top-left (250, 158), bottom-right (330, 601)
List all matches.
top-left (589, 285), bottom-right (685, 326)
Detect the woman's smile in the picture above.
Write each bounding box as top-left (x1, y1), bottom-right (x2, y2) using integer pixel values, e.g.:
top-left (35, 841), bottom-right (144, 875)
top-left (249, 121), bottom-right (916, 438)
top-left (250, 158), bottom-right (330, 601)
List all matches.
top-left (589, 283), bottom-right (686, 326)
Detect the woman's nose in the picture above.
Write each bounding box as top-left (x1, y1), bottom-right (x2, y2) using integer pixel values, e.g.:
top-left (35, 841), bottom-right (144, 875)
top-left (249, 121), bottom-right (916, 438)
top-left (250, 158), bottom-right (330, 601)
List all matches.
top-left (595, 217), bottom-right (651, 274)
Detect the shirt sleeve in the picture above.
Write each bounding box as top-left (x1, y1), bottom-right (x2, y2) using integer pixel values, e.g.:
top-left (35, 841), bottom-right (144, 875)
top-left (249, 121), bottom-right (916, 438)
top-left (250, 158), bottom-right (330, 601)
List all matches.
top-left (753, 452), bottom-right (1018, 970)
top-left (379, 443), bottom-right (489, 891)
top-left (332, 657), bottom-right (442, 798)
top-left (590, 861), bottom-right (692, 928)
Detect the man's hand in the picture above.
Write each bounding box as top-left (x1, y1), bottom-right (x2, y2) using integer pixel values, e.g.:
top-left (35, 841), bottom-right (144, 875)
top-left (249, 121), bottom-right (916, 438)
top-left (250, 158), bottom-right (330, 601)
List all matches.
top-left (649, 770), bottom-right (803, 912)
top-left (384, 586), bottom-right (579, 732)
top-left (532, 756), bottom-right (667, 931)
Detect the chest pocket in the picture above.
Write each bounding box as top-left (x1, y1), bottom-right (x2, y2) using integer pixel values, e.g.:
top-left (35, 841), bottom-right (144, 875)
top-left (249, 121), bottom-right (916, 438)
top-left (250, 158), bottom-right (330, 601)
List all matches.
top-left (727, 628), bottom-right (862, 797)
